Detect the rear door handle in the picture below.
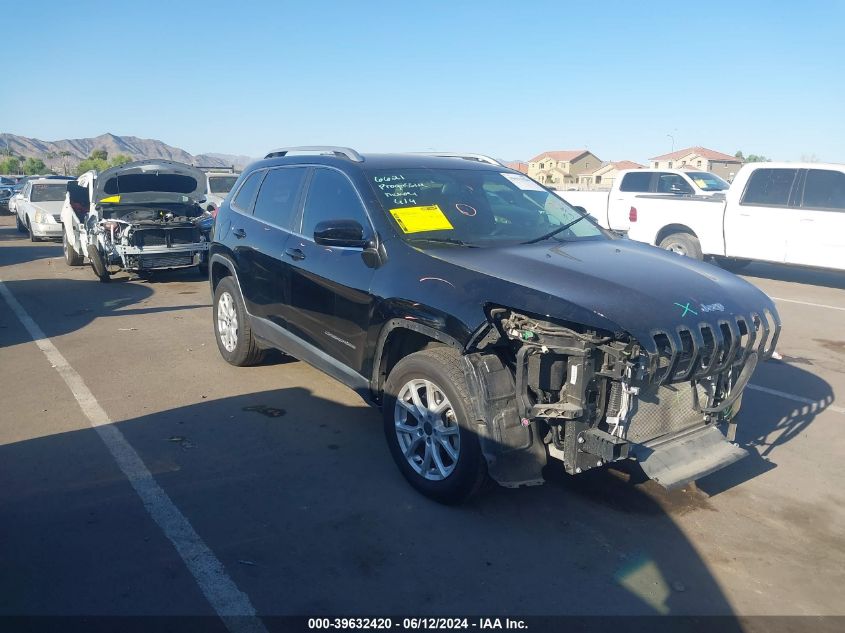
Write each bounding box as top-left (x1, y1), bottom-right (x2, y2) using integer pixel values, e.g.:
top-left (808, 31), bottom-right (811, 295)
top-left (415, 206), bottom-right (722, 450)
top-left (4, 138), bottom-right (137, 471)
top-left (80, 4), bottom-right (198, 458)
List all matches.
top-left (232, 228), bottom-right (247, 239)
top-left (285, 247), bottom-right (306, 261)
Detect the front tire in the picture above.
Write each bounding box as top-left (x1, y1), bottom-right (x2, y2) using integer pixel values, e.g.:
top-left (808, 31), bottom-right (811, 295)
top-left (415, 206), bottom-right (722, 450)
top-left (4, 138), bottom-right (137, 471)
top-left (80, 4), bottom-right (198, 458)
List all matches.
top-left (28, 220), bottom-right (40, 242)
top-left (213, 276), bottom-right (264, 366)
top-left (15, 213), bottom-right (26, 233)
top-left (63, 232), bottom-right (84, 266)
top-left (659, 232), bottom-right (702, 260)
top-left (382, 347), bottom-right (487, 504)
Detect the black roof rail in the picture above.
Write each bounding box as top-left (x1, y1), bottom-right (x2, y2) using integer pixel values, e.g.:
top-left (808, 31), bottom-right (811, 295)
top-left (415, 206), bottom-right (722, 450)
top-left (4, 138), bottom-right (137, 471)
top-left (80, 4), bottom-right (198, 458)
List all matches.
top-left (264, 146), bottom-right (363, 162)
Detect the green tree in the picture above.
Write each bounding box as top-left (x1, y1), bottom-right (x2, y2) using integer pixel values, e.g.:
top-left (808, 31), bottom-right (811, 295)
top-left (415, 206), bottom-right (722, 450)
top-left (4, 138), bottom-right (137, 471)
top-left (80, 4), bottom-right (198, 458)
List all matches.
top-left (22, 157), bottom-right (47, 175)
top-left (1, 157), bottom-right (22, 174)
top-left (109, 154), bottom-right (132, 167)
top-left (75, 157), bottom-right (109, 175)
top-left (59, 150), bottom-right (72, 175)
top-left (90, 148), bottom-right (108, 161)
top-left (735, 150), bottom-right (769, 163)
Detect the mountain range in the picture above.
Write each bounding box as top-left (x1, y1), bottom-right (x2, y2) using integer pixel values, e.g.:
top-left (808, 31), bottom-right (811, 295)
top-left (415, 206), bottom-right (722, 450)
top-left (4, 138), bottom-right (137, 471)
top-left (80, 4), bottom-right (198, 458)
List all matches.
top-left (0, 132), bottom-right (256, 172)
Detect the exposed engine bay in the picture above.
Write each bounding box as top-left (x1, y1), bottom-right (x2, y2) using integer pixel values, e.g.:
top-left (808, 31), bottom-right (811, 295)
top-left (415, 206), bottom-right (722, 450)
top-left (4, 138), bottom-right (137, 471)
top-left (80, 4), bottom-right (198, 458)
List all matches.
top-left (463, 307), bottom-right (779, 489)
top-left (84, 203), bottom-right (209, 276)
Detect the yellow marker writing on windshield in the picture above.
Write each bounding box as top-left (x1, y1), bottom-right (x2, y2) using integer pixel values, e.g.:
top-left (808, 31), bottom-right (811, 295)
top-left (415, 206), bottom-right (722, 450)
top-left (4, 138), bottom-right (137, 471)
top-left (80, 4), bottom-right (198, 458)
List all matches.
top-left (99, 195), bottom-right (121, 203)
top-left (390, 205), bottom-right (454, 234)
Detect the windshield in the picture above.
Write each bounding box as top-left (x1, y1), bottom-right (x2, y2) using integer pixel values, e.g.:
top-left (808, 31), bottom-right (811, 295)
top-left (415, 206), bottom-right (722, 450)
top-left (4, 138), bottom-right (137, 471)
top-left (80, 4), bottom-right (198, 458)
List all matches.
top-left (209, 176), bottom-right (237, 194)
top-left (367, 168), bottom-right (605, 246)
top-left (30, 183), bottom-right (68, 202)
top-left (687, 172), bottom-right (730, 191)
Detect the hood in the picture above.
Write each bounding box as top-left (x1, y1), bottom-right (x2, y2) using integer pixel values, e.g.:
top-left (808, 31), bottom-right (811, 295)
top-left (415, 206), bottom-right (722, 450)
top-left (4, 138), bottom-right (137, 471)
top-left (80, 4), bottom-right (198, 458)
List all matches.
top-left (423, 238), bottom-right (777, 353)
top-left (94, 160), bottom-right (206, 204)
top-left (31, 200), bottom-right (65, 214)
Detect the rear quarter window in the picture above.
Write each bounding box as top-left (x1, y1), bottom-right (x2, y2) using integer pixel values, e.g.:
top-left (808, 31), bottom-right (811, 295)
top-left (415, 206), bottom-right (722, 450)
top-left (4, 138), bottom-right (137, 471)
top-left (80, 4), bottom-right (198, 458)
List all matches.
top-left (740, 168), bottom-right (798, 207)
top-left (619, 172), bottom-right (652, 192)
top-left (801, 169), bottom-right (845, 210)
top-left (231, 170), bottom-right (265, 212)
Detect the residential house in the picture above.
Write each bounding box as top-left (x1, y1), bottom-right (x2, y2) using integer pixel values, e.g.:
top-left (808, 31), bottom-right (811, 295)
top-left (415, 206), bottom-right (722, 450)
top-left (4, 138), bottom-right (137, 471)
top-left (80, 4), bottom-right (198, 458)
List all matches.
top-left (504, 160), bottom-right (529, 174)
top-left (527, 150), bottom-right (602, 188)
top-left (649, 146), bottom-right (743, 181)
top-left (577, 160), bottom-right (644, 189)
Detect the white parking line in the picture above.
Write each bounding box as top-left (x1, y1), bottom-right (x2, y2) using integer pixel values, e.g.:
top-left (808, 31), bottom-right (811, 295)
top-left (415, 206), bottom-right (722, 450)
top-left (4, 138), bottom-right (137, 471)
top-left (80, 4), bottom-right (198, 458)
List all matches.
top-left (771, 297), bottom-right (845, 312)
top-left (747, 383), bottom-right (845, 415)
top-left (0, 279), bottom-right (267, 633)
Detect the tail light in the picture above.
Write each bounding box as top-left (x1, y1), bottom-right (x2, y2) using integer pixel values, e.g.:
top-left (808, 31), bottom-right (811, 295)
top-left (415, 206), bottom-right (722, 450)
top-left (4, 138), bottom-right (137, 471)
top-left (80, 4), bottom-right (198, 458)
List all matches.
top-left (629, 206), bottom-right (638, 222)
top-left (211, 205), bottom-right (219, 219)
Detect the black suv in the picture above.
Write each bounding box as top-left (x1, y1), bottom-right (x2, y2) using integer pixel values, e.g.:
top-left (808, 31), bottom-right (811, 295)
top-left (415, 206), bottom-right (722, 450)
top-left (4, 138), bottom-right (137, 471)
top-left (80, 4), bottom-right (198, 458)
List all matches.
top-left (209, 147), bottom-right (780, 503)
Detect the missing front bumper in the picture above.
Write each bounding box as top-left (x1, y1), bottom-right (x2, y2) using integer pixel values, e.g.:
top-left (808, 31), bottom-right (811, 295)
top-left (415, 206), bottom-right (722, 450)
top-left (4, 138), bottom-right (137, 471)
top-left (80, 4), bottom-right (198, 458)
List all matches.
top-left (634, 425), bottom-right (748, 489)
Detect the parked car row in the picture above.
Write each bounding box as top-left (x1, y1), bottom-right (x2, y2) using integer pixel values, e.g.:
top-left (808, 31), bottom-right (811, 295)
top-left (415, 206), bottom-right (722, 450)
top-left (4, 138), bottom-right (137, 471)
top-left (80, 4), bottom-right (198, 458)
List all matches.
top-left (9, 148), bottom-right (789, 503)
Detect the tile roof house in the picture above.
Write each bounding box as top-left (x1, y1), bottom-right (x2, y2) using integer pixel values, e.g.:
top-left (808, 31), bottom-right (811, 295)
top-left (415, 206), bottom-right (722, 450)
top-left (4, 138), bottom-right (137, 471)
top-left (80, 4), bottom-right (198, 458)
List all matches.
top-left (527, 150), bottom-right (602, 187)
top-left (578, 160), bottom-right (645, 189)
top-left (504, 160), bottom-right (529, 174)
top-left (649, 146), bottom-right (743, 181)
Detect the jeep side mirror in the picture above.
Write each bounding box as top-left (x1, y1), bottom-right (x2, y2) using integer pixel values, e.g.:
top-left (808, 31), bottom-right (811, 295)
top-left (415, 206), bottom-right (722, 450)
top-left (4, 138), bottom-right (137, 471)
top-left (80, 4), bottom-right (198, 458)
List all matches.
top-left (313, 219), bottom-right (367, 248)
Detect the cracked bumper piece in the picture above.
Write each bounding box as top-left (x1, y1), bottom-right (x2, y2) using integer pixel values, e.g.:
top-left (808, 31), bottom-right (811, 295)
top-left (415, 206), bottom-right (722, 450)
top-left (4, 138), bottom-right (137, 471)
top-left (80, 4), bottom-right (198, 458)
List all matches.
top-left (634, 425), bottom-right (748, 489)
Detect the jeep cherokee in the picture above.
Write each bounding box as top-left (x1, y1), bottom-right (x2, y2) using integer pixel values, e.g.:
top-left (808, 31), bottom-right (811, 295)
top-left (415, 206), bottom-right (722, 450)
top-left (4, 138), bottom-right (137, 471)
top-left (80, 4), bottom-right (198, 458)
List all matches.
top-left (208, 146), bottom-right (780, 504)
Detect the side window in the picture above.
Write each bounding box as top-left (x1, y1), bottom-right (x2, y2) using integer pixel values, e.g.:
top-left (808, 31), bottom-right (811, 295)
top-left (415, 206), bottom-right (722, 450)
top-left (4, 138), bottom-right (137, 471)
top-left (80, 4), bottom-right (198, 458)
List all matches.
top-left (802, 169), bottom-right (845, 211)
top-left (741, 168), bottom-right (798, 207)
top-left (300, 169), bottom-right (370, 239)
top-left (231, 170), bottom-right (264, 212)
top-left (252, 167), bottom-right (307, 228)
top-left (619, 172), bottom-right (651, 192)
top-left (657, 173), bottom-right (694, 194)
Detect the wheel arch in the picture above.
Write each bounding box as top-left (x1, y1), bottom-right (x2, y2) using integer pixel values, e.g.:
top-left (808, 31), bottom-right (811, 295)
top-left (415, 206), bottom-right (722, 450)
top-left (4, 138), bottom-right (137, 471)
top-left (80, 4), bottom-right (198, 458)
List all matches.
top-left (371, 319), bottom-right (463, 400)
top-left (656, 223), bottom-right (698, 245)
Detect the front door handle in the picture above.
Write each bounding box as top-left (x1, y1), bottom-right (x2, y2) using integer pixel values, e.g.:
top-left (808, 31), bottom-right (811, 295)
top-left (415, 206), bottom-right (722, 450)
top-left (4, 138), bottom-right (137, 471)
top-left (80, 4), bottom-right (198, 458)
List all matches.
top-left (285, 247), bottom-right (306, 261)
top-left (232, 227), bottom-right (247, 239)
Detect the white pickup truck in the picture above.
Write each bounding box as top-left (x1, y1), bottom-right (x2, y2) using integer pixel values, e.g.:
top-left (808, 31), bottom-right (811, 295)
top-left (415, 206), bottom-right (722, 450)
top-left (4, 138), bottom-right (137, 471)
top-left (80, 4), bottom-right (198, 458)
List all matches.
top-left (623, 162), bottom-right (845, 271)
top-left (559, 169), bottom-right (730, 232)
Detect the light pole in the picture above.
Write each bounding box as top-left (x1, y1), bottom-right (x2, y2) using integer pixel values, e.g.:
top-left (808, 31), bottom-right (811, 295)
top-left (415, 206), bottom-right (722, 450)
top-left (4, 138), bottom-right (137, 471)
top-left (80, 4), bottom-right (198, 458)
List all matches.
top-left (666, 134), bottom-right (675, 153)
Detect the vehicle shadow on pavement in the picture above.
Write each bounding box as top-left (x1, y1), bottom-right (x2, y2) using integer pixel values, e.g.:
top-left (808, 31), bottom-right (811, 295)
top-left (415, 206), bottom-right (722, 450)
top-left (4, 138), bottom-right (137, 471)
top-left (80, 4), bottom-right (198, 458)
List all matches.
top-left (0, 278), bottom-right (207, 348)
top-left (0, 387), bottom-right (746, 623)
top-left (697, 359), bottom-right (834, 496)
top-left (0, 241), bottom-right (64, 267)
top-left (740, 262), bottom-right (845, 290)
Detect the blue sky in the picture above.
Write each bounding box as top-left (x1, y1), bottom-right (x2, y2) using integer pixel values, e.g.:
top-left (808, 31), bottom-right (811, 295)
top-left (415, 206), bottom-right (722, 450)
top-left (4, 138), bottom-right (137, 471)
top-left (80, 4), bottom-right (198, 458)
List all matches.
top-left (2, 0), bottom-right (843, 164)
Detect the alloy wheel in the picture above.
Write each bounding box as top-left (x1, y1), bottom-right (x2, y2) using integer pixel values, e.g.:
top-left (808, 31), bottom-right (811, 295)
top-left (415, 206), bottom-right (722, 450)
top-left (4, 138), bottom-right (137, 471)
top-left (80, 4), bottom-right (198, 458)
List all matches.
top-left (217, 291), bottom-right (239, 352)
top-left (394, 378), bottom-right (461, 481)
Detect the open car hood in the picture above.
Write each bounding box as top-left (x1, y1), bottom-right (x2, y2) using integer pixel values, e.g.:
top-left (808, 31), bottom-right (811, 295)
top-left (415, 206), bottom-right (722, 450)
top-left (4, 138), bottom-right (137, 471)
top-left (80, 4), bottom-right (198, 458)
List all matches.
top-left (93, 160), bottom-right (206, 204)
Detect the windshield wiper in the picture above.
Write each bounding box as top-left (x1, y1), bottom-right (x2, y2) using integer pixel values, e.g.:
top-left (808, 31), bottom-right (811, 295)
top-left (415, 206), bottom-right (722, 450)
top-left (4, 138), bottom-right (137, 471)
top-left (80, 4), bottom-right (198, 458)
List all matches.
top-left (407, 236), bottom-right (477, 247)
top-left (522, 215), bottom-right (588, 244)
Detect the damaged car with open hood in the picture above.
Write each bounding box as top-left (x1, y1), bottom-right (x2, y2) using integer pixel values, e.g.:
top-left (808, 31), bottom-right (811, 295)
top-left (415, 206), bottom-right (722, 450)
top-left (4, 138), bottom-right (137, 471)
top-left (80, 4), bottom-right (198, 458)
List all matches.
top-left (209, 148), bottom-right (782, 504)
top-left (61, 160), bottom-right (210, 280)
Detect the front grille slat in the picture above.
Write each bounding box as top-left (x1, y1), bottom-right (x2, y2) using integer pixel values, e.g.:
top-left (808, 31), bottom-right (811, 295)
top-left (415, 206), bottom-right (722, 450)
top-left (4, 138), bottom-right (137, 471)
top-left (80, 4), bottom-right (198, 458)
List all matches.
top-left (650, 307), bottom-right (781, 385)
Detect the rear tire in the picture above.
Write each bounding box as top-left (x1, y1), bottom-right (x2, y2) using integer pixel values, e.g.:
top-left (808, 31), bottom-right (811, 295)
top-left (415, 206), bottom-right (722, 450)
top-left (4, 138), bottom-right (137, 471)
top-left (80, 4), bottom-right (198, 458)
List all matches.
top-left (63, 232), bottom-right (84, 266)
top-left (659, 232), bottom-right (702, 260)
top-left (382, 347), bottom-right (487, 504)
top-left (213, 276), bottom-right (265, 366)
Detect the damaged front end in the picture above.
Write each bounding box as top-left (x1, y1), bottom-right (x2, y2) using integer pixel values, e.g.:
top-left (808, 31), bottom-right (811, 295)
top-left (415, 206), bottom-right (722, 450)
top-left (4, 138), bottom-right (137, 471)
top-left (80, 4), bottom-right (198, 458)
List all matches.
top-left (463, 306), bottom-right (780, 490)
top-left (86, 206), bottom-right (209, 274)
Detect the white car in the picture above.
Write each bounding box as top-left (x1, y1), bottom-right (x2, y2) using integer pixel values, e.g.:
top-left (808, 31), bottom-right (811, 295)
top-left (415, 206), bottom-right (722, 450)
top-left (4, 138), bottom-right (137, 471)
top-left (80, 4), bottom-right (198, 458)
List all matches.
top-left (202, 171), bottom-right (239, 211)
top-left (625, 162), bottom-right (845, 271)
top-left (14, 178), bottom-right (68, 241)
top-left (558, 169), bottom-right (730, 232)
top-left (61, 160), bottom-right (210, 281)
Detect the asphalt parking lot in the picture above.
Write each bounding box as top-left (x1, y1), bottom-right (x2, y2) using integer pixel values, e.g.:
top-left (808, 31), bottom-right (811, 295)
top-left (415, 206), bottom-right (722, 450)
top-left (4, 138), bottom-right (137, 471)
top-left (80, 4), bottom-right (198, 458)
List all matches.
top-left (1, 214), bottom-right (843, 625)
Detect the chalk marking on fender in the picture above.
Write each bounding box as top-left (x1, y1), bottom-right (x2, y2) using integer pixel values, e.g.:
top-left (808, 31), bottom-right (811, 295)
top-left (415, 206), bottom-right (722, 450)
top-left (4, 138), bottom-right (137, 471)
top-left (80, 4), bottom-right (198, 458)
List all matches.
top-left (0, 279), bottom-right (266, 633)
